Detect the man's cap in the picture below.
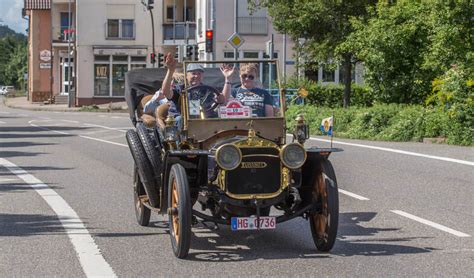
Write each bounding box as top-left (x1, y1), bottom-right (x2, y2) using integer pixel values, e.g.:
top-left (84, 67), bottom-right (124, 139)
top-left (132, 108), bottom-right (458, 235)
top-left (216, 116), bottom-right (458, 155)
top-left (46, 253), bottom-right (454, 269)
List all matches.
top-left (186, 64), bottom-right (204, 72)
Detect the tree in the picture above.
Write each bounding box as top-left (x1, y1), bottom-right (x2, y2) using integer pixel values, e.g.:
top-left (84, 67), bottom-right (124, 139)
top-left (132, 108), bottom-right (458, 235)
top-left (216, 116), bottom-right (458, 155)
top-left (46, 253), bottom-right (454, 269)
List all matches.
top-left (346, 0), bottom-right (473, 104)
top-left (249, 0), bottom-right (377, 107)
top-left (0, 34), bottom-right (27, 88)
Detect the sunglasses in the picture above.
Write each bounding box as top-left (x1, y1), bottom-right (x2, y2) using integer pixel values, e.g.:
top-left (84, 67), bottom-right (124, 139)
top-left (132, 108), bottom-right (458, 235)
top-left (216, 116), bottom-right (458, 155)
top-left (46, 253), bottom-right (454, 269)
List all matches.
top-left (241, 74), bottom-right (255, 80)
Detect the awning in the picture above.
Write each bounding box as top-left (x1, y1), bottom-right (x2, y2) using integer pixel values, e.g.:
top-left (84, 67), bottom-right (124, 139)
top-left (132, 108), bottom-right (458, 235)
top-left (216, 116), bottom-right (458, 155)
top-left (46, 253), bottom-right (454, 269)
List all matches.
top-left (24, 0), bottom-right (51, 10)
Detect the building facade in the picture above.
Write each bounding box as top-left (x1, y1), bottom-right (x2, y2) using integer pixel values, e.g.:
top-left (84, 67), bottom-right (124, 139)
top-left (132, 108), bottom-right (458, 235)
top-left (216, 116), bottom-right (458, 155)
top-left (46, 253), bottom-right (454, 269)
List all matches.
top-left (24, 0), bottom-right (52, 102)
top-left (25, 0), bottom-right (356, 106)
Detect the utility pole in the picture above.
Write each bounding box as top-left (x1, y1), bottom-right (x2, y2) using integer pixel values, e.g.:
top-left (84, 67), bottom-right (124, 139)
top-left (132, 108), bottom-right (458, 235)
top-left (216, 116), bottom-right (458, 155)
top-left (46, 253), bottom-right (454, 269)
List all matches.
top-left (142, 1), bottom-right (156, 67)
top-left (210, 0), bottom-right (215, 61)
top-left (234, 0), bottom-right (238, 61)
top-left (67, 0), bottom-right (72, 107)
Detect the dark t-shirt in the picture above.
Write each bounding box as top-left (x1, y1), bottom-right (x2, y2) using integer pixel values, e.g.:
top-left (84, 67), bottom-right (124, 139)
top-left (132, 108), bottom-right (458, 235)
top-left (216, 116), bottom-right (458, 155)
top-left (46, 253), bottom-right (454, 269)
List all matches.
top-left (168, 84), bottom-right (218, 118)
top-left (231, 87), bottom-right (273, 117)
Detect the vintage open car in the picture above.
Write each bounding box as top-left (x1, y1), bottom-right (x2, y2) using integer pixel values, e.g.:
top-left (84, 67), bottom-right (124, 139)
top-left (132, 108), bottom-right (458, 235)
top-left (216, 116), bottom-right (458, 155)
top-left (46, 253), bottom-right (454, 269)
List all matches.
top-left (124, 60), bottom-right (341, 258)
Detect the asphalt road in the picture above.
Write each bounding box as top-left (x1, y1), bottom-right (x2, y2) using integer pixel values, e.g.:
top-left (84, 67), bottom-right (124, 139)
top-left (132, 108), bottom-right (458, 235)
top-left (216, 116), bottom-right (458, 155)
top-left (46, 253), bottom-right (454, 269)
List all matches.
top-left (1, 101), bottom-right (473, 277)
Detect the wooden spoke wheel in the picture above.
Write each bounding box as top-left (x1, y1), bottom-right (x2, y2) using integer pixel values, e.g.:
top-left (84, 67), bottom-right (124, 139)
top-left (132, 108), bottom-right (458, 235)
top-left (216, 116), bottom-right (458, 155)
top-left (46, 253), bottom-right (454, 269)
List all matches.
top-left (168, 164), bottom-right (192, 258)
top-left (310, 159), bottom-right (339, 252)
top-left (133, 166), bottom-right (151, 226)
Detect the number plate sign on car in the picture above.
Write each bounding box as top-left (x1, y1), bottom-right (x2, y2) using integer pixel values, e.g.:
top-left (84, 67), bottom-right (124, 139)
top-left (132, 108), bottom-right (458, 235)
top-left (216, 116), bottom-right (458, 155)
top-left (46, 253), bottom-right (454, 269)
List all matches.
top-left (231, 216), bottom-right (276, 231)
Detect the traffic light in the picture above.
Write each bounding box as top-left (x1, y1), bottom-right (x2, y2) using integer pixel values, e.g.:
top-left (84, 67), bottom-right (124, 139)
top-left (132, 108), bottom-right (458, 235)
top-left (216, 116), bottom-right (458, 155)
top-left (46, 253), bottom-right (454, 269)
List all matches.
top-left (157, 53), bottom-right (164, 68)
top-left (150, 52), bottom-right (156, 65)
top-left (205, 30), bottom-right (213, 53)
top-left (186, 45), bottom-right (194, 58)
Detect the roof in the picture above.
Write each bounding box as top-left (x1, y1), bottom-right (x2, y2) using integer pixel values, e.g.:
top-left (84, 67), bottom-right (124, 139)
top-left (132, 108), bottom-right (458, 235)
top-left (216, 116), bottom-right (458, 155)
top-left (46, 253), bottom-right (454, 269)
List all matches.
top-left (24, 0), bottom-right (51, 10)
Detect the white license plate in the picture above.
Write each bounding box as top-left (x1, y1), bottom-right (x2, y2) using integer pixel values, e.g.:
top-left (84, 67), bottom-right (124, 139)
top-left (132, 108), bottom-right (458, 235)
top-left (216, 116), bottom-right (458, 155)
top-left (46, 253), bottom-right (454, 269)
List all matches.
top-left (231, 216), bottom-right (276, 231)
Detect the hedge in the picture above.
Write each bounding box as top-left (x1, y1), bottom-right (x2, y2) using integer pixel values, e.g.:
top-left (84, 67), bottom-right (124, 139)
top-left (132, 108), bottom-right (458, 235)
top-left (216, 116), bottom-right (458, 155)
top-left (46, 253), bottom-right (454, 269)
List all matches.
top-left (286, 104), bottom-right (473, 146)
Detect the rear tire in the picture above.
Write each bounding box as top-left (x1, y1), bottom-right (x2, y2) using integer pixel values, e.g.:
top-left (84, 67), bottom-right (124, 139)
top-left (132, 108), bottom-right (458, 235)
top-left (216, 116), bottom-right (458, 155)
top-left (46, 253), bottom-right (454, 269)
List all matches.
top-left (168, 164), bottom-right (192, 259)
top-left (126, 129), bottom-right (160, 208)
top-left (136, 122), bottom-right (162, 180)
top-left (133, 167), bottom-right (151, 226)
top-left (310, 159), bottom-right (339, 252)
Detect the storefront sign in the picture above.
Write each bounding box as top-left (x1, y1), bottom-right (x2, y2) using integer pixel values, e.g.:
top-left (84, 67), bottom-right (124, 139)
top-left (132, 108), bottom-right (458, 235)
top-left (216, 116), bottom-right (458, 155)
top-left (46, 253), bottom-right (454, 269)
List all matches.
top-left (40, 63), bottom-right (51, 69)
top-left (40, 50), bottom-right (52, 62)
top-left (95, 65), bottom-right (108, 78)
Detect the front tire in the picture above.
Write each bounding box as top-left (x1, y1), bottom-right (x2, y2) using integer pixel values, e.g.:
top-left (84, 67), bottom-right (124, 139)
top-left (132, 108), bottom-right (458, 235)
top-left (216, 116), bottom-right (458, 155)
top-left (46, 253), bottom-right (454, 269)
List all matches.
top-left (168, 164), bottom-right (192, 258)
top-left (310, 159), bottom-right (339, 252)
top-left (133, 166), bottom-right (151, 226)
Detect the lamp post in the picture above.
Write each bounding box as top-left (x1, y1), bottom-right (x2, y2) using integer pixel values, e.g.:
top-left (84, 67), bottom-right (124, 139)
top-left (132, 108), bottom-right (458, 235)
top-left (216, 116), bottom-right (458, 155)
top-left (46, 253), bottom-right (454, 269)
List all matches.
top-left (67, 0), bottom-right (72, 107)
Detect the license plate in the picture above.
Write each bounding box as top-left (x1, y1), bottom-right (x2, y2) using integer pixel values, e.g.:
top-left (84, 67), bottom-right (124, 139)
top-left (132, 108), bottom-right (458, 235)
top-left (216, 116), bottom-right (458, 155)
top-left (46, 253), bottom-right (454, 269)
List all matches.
top-left (231, 216), bottom-right (276, 231)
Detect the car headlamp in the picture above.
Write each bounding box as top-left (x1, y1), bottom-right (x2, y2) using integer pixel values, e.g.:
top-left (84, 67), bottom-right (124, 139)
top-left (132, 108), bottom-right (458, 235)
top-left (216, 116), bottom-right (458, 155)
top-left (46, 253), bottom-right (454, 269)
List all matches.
top-left (216, 144), bottom-right (242, 170)
top-left (280, 143), bottom-right (307, 169)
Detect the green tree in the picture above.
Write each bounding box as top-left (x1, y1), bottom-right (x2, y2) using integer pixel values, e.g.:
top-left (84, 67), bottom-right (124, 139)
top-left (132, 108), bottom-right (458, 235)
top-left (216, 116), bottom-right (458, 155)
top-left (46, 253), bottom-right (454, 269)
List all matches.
top-left (0, 34), bottom-right (27, 88)
top-left (249, 0), bottom-right (377, 107)
top-left (347, 0), bottom-right (473, 104)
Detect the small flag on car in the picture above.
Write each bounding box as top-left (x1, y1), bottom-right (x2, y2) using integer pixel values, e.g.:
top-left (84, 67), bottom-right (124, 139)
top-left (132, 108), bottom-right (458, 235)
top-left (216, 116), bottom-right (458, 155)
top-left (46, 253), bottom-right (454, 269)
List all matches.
top-left (320, 116), bottom-right (333, 136)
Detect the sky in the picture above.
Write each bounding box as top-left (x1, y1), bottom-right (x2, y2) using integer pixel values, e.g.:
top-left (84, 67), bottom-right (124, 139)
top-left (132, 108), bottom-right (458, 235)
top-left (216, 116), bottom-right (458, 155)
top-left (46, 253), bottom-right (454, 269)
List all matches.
top-left (0, 0), bottom-right (28, 34)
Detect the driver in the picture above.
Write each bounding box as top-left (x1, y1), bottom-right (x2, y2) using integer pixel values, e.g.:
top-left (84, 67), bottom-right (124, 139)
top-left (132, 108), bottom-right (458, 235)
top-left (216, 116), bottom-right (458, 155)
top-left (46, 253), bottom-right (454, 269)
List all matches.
top-left (144, 53), bottom-right (225, 127)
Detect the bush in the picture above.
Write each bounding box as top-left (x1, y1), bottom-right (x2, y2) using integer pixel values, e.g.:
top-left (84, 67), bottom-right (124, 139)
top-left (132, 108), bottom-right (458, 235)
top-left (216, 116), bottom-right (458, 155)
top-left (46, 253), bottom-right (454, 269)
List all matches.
top-left (285, 78), bottom-right (373, 107)
top-left (286, 103), bottom-right (473, 146)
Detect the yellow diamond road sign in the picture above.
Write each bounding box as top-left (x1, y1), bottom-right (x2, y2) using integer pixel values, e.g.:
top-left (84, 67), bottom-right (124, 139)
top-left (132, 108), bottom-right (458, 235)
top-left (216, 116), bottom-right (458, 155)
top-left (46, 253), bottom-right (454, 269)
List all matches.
top-left (228, 33), bottom-right (244, 49)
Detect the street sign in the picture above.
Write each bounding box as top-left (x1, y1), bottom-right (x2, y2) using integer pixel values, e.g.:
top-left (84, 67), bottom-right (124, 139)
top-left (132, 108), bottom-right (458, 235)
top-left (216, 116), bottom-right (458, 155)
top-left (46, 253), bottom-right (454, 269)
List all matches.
top-left (227, 32), bottom-right (244, 49)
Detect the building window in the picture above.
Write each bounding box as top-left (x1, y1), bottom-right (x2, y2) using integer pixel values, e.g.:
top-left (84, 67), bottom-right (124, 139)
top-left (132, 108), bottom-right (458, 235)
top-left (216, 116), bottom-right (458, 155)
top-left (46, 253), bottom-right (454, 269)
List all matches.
top-left (243, 51), bottom-right (259, 59)
top-left (60, 12), bottom-right (71, 40)
top-left (237, 17), bottom-right (268, 35)
top-left (94, 54), bottom-right (147, 97)
top-left (107, 19), bottom-right (135, 39)
top-left (322, 66), bottom-right (336, 82)
top-left (94, 62), bottom-right (110, 96)
top-left (167, 6), bottom-right (174, 21)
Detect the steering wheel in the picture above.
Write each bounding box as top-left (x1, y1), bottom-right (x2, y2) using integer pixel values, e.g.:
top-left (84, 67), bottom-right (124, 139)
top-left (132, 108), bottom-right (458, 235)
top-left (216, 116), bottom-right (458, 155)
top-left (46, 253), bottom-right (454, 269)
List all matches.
top-left (187, 85), bottom-right (222, 118)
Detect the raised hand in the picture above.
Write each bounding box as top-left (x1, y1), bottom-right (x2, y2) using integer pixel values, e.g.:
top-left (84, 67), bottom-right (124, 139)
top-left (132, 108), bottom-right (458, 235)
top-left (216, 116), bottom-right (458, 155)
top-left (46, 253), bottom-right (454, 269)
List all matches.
top-left (164, 52), bottom-right (177, 71)
top-left (220, 63), bottom-right (235, 78)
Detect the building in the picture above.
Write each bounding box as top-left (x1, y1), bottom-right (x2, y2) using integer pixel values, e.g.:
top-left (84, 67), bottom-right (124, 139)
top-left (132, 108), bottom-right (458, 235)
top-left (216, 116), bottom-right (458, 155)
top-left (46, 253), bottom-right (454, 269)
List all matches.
top-left (23, 0), bottom-right (52, 103)
top-left (26, 0), bottom-right (356, 106)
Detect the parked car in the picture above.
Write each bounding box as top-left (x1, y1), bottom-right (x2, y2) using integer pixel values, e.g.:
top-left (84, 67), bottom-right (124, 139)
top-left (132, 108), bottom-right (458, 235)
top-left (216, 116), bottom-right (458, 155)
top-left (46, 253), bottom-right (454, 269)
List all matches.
top-left (125, 60), bottom-right (342, 258)
top-left (0, 86), bottom-right (15, 95)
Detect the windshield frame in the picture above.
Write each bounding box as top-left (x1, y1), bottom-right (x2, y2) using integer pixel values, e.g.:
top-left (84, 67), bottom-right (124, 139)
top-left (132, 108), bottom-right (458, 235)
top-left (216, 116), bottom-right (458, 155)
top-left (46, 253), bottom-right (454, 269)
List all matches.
top-left (181, 59), bottom-right (285, 131)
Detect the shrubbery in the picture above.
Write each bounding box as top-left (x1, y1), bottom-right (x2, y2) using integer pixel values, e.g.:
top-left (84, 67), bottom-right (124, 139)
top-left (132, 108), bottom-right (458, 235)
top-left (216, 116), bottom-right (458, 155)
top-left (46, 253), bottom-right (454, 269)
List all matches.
top-left (286, 78), bottom-right (373, 107)
top-left (286, 104), bottom-right (473, 146)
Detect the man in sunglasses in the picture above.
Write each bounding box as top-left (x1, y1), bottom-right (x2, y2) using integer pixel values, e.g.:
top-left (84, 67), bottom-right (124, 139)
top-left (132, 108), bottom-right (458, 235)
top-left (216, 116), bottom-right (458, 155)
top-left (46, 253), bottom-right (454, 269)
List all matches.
top-left (221, 63), bottom-right (274, 117)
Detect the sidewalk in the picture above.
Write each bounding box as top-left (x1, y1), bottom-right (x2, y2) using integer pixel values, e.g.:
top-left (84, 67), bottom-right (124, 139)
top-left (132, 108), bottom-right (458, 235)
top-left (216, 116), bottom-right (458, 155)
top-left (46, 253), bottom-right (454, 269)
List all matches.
top-left (3, 96), bottom-right (128, 113)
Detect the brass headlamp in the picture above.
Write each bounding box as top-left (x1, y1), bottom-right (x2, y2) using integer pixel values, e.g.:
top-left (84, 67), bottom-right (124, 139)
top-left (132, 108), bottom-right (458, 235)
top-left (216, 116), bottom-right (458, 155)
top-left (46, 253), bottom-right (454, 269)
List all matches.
top-left (294, 114), bottom-right (309, 144)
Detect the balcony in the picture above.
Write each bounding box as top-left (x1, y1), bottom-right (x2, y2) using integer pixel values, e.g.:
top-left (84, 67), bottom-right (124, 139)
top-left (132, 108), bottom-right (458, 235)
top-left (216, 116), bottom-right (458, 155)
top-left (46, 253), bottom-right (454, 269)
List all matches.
top-left (163, 22), bottom-right (196, 44)
top-left (237, 17), bottom-right (268, 35)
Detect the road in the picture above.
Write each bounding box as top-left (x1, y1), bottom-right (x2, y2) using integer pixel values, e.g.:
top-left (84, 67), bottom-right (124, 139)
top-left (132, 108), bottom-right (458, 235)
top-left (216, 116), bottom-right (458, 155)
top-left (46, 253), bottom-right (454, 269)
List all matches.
top-left (1, 102), bottom-right (473, 277)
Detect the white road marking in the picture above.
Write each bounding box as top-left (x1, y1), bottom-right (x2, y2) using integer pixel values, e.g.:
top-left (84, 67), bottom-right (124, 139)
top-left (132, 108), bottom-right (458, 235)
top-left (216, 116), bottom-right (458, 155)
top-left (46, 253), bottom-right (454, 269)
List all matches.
top-left (0, 111), bottom-right (10, 114)
top-left (0, 158), bottom-right (117, 277)
top-left (29, 120), bottom-right (128, 148)
top-left (338, 189), bottom-right (370, 200)
top-left (391, 210), bottom-right (471, 238)
top-left (79, 135), bottom-right (128, 147)
top-left (62, 120), bottom-right (79, 123)
top-left (82, 123), bottom-right (127, 133)
top-left (309, 137), bottom-right (474, 166)
top-left (30, 122), bottom-right (70, 135)
top-left (0, 178), bottom-right (19, 183)
top-left (0, 120), bottom-right (6, 124)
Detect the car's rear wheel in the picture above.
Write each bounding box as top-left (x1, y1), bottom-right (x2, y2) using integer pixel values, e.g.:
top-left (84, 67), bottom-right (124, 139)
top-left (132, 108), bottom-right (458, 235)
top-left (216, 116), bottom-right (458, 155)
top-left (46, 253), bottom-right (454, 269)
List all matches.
top-left (133, 166), bottom-right (151, 226)
top-left (310, 159), bottom-right (339, 252)
top-left (168, 164), bottom-right (192, 258)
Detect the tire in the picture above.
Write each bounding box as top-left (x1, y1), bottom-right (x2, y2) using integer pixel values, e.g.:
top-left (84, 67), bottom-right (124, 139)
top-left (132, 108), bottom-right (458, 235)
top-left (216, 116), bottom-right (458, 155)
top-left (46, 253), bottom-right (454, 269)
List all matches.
top-left (133, 166), bottom-right (151, 226)
top-left (259, 207), bottom-right (271, 216)
top-left (310, 159), bottom-right (339, 252)
top-left (168, 164), bottom-right (192, 258)
top-left (126, 129), bottom-right (160, 208)
top-left (136, 122), bottom-right (162, 180)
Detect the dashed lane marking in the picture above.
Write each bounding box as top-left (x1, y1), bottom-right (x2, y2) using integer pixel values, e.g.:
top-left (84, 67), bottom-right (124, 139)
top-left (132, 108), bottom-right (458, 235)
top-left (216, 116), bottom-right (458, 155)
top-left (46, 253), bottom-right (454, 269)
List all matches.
top-left (338, 189), bottom-right (370, 200)
top-left (391, 210), bottom-right (471, 238)
top-left (0, 158), bottom-right (117, 277)
top-left (309, 137), bottom-right (474, 167)
top-left (79, 135), bottom-right (128, 147)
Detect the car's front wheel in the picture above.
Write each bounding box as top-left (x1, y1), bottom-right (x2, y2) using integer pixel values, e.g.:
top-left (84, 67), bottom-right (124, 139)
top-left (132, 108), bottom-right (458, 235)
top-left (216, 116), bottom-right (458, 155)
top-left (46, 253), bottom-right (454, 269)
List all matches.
top-left (310, 159), bottom-right (339, 252)
top-left (168, 164), bottom-right (192, 258)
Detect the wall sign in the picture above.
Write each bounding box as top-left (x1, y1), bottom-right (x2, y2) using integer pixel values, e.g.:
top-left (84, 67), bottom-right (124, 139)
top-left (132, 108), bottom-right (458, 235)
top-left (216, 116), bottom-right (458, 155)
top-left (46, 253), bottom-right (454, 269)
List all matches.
top-left (40, 50), bottom-right (52, 62)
